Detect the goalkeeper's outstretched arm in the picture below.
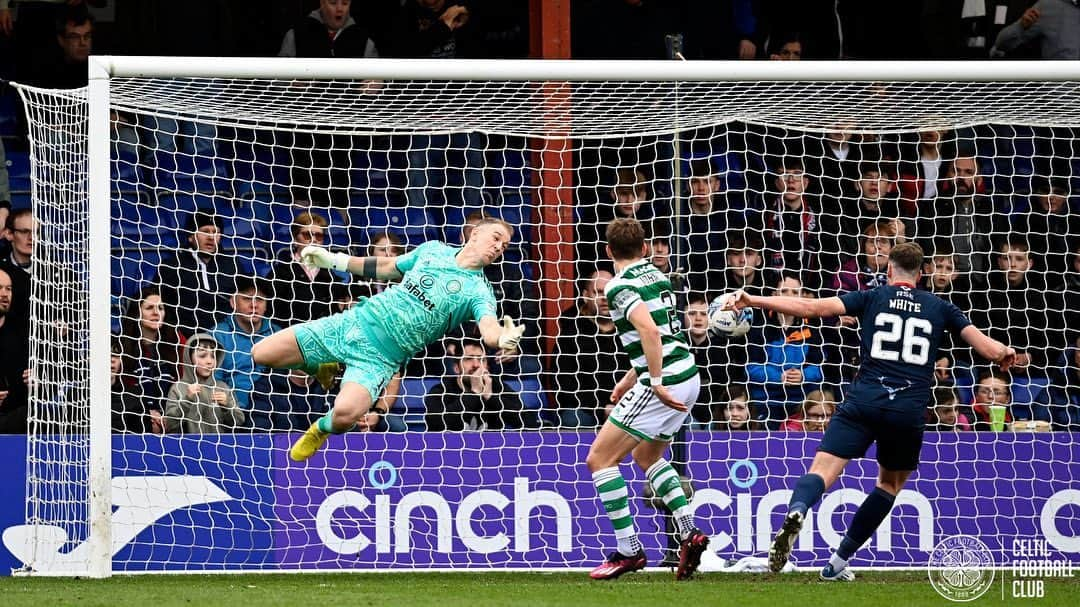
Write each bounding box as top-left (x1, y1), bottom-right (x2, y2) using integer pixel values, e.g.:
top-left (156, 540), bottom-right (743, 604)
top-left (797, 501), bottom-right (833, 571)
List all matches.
top-left (478, 314), bottom-right (525, 352)
top-left (299, 245), bottom-right (403, 281)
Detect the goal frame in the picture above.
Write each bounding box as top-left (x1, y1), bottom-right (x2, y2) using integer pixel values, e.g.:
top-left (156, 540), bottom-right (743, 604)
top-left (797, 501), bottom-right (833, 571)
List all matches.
top-left (77, 57), bottom-right (1080, 578)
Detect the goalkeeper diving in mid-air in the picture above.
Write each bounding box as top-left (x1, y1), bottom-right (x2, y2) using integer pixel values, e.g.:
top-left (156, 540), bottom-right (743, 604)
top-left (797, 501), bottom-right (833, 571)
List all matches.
top-left (251, 216), bottom-right (525, 462)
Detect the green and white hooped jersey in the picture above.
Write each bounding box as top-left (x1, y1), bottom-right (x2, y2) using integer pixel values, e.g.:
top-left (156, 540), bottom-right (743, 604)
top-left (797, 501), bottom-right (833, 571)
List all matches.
top-left (604, 259), bottom-right (698, 387)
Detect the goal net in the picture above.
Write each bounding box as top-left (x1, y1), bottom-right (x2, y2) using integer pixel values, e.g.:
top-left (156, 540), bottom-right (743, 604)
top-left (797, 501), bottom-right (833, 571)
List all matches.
top-left (8, 59), bottom-right (1080, 575)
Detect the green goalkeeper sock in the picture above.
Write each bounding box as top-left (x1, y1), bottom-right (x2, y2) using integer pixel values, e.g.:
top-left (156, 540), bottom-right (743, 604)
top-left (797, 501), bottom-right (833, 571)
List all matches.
top-left (316, 411), bottom-right (353, 435)
top-left (646, 459), bottom-right (696, 539)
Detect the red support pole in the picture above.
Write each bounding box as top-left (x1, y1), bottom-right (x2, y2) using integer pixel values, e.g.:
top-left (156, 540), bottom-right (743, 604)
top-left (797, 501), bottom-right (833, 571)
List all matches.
top-left (529, 0), bottom-right (575, 358)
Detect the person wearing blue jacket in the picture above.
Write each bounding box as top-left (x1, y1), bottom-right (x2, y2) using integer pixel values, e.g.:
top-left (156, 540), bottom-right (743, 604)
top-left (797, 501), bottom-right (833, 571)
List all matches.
top-left (746, 273), bottom-right (825, 429)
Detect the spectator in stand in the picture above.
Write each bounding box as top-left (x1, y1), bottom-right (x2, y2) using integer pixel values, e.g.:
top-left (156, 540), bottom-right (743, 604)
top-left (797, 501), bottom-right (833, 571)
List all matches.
top-left (818, 162), bottom-right (902, 268)
top-left (973, 238), bottom-right (1067, 380)
top-left (424, 338), bottom-right (536, 431)
top-left (806, 127), bottom-right (861, 202)
top-left (684, 291), bottom-right (747, 426)
top-left (897, 129), bottom-right (950, 212)
top-left (647, 232), bottom-right (687, 302)
top-left (749, 157), bottom-right (821, 287)
top-left (1010, 177), bottom-right (1079, 275)
top-left (267, 212), bottom-right (339, 327)
top-left (249, 368), bottom-right (334, 432)
top-left (921, 245), bottom-right (973, 315)
top-left (970, 369), bottom-right (1013, 431)
top-left (717, 235), bottom-right (777, 297)
top-left (212, 277), bottom-right (280, 411)
top-left (746, 273), bottom-right (825, 430)
top-left (111, 336), bottom-right (146, 433)
top-left (163, 333), bottom-right (246, 434)
top-left (0, 267), bottom-right (28, 433)
top-left (713, 385), bottom-right (755, 431)
top-left (830, 220), bottom-right (895, 294)
top-left (279, 0), bottom-right (379, 58)
top-left (549, 266), bottom-right (627, 428)
top-left (917, 153), bottom-right (1002, 285)
top-left (392, 0), bottom-right (470, 57)
top-left (0, 208), bottom-right (32, 333)
top-left (118, 285), bottom-right (186, 433)
top-left (157, 212), bottom-right (240, 338)
top-left (20, 5), bottom-right (91, 89)
top-left (781, 389), bottom-right (835, 432)
top-left (992, 0), bottom-right (1080, 59)
top-left (768, 33), bottom-right (802, 60)
top-left (1035, 335), bottom-right (1080, 431)
top-left (929, 386), bottom-right (972, 431)
top-left (579, 166), bottom-right (662, 265)
top-left (681, 159), bottom-right (738, 292)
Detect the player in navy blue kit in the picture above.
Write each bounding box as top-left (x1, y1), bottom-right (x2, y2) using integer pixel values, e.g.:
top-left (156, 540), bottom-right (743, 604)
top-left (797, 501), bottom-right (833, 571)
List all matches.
top-left (725, 242), bottom-right (1015, 581)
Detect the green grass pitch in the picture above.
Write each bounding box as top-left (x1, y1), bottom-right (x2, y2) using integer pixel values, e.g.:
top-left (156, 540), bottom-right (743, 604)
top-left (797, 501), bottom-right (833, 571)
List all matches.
top-left (4, 571), bottom-right (1078, 607)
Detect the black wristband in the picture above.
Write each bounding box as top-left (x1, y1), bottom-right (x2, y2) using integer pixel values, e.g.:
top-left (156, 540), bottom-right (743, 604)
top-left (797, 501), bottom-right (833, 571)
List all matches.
top-left (361, 257), bottom-right (378, 278)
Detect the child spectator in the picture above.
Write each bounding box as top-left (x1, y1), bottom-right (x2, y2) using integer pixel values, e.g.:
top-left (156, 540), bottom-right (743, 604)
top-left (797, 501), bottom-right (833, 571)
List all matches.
top-left (163, 334), bottom-right (245, 433)
top-left (713, 385), bottom-right (755, 432)
top-left (781, 389), bottom-right (836, 432)
top-left (930, 386), bottom-right (972, 431)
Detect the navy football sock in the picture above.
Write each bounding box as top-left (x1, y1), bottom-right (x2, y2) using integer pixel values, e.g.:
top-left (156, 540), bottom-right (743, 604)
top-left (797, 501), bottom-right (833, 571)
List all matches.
top-left (788, 473), bottom-right (826, 516)
top-left (837, 487), bottom-right (897, 561)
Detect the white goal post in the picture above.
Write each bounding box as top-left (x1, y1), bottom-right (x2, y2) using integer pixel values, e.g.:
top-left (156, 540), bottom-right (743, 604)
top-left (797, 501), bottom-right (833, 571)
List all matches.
top-left (9, 58), bottom-right (1080, 577)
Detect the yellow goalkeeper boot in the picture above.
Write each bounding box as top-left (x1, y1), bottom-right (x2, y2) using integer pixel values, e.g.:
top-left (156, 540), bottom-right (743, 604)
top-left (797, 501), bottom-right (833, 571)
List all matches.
top-left (290, 423), bottom-right (330, 462)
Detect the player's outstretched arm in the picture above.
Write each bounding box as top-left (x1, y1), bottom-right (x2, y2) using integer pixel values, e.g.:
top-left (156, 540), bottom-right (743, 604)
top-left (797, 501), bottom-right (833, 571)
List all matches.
top-left (726, 289), bottom-right (846, 320)
top-left (299, 245), bottom-right (404, 281)
top-left (478, 314), bottom-right (525, 352)
top-left (960, 325), bottom-right (1017, 371)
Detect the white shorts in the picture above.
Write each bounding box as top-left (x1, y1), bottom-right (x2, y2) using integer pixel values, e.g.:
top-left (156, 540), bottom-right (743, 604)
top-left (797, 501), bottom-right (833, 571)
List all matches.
top-left (608, 374), bottom-right (701, 442)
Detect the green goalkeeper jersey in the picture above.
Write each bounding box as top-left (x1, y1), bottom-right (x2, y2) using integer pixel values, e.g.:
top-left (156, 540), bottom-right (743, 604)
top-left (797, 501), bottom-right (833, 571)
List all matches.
top-left (353, 241), bottom-right (497, 363)
top-left (604, 259), bottom-right (698, 386)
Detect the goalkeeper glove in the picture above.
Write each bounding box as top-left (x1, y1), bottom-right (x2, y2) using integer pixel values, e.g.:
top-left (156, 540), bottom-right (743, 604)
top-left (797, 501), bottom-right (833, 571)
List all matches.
top-left (300, 245), bottom-right (350, 272)
top-left (497, 315), bottom-right (525, 351)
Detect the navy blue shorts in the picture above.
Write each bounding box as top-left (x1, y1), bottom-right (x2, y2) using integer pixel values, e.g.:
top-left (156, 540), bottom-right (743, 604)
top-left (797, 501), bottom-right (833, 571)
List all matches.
top-left (817, 400), bottom-right (926, 471)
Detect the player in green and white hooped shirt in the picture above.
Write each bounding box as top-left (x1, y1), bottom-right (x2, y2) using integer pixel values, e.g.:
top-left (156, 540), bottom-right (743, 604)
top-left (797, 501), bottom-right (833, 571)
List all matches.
top-left (251, 218), bottom-right (526, 462)
top-left (585, 218), bottom-right (710, 582)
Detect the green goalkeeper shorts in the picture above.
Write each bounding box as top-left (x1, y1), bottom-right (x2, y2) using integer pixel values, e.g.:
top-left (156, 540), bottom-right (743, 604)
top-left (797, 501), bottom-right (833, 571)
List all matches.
top-left (292, 311), bottom-right (398, 400)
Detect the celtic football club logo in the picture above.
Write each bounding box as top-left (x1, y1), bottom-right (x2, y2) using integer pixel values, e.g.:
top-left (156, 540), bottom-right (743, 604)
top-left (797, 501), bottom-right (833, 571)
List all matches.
top-left (928, 535), bottom-right (996, 602)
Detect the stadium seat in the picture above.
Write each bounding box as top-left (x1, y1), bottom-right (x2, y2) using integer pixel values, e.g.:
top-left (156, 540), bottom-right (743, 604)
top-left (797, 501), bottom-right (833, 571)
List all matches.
top-left (395, 377), bottom-right (442, 431)
top-left (504, 376), bottom-right (548, 411)
top-left (348, 206), bottom-right (433, 248)
top-left (111, 248), bottom-right (162, 303)
top-left (7, 149), bottom-right (30, 193)
top-left (111, 191), bottom-right (179, 248)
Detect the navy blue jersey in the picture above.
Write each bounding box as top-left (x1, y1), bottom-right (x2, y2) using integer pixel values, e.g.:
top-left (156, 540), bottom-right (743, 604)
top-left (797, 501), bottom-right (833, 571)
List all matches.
top-left (840, 284), bottom-right (971, 408)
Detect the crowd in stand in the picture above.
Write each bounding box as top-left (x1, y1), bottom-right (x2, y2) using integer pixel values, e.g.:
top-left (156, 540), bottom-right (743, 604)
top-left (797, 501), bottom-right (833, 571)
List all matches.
top-left (1, 1), bottom-right (1079, 435)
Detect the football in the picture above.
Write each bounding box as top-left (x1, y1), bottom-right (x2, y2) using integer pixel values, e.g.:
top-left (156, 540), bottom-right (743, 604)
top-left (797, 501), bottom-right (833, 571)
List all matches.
top-left (707, 293), bottom-right (753, 337)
